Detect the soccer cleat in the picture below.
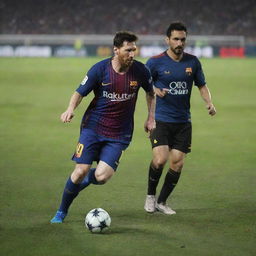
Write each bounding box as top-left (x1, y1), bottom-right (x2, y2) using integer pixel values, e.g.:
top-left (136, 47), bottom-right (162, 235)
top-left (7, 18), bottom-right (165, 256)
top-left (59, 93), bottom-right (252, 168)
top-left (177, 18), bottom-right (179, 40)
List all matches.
top-left (50, 210), bottom-right (67, 223)
top-left (144, 195), bottom-right (156, 213)
top-left (155, 202), bottom-right (176, 215)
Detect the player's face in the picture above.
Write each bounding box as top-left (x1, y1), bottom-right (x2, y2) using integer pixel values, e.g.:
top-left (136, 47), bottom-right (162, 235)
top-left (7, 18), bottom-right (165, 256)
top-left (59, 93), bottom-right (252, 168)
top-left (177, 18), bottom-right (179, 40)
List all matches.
top-left (166, 30), bottom-right (187, 56)
top-left (115, 41), bottom-right (137, 68)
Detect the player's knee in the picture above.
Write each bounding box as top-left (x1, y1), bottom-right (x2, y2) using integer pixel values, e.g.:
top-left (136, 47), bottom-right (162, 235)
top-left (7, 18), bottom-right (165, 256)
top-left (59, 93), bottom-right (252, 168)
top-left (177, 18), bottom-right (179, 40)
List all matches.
top-left (95, 172), bottom-right (112, 184)
top-left (152, 158), bottom-right (167, 169)
top-left (72, 166), bottom-right (87, 182)
top-left (171, 159), bottom-right (184, 172)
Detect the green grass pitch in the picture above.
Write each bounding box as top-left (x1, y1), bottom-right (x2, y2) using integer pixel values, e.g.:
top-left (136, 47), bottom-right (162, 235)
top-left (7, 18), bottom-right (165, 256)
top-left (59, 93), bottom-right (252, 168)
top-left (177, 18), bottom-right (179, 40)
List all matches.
top-left (0, 57), bottom-right (255, 256)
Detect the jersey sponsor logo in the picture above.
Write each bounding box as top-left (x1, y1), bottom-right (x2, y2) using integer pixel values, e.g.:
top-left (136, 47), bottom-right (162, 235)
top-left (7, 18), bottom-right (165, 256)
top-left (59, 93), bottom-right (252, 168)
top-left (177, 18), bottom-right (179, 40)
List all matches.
top-left (102, 82), bottom-right (111, 86)
top-left (185, 67), bottom-right (192, 76)
top-left (167, 81), bottom-right (189, 95)
top-left (75, 143), bottom-right (84, 158)
top-left (81, 75), bottom-right (88, 85)
top-left (103, 90), bottom-right (136, 102)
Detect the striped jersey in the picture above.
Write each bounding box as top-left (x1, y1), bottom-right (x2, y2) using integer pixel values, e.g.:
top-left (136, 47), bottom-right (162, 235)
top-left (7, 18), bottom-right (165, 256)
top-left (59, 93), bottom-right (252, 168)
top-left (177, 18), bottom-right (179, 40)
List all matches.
top-left (76, 58), bottom-right (153, 144)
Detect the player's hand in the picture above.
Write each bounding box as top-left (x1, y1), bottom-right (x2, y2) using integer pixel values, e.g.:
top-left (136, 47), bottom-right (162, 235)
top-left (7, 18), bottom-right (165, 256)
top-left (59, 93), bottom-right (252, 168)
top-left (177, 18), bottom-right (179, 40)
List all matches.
top-left (207, 103), bottom-right (216, 116)
top-left (154, 87), bottom-right (169, 98)
top-left (60, 110), bottom-right (75, 123)
top-left (144, 119), bottom-right (156, 134)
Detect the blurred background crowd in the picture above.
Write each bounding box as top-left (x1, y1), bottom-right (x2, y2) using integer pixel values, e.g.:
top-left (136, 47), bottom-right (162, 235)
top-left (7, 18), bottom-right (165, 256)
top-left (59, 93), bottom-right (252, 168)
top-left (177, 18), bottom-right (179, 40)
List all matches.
top-left (1, 0), bottom-right (255, 39)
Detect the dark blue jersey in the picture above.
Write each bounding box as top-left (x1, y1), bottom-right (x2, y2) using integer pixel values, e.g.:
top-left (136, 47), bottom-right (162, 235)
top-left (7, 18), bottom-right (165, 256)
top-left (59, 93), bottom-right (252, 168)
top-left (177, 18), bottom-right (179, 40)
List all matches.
top-left (146, 51), bottom-right (206, 123)
top-left (76, 58), bottom-right (153, 144)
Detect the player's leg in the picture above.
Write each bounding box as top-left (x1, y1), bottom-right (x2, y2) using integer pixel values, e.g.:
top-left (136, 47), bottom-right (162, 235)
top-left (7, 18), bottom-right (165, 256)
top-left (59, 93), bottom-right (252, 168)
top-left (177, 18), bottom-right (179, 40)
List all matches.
top-left (156, 123), bottom-right (191, 215)
top-left (51, 164), bottom-right (91, 223)
top-left (161, 148), bottom-right (185, 198)
top-left (149, 145), bottom-right (169, 194)
top-left (60, 164), bottom-right (91, 212)
top-left (78, 167), bottom-right (97, 191)
top-left (51, 129), bottom-right (98, 223)
top-left (145, 121), bottom-right (169, 213)
top-left (155, 149), bottom-right (185, 214)
top-left (79, 161), bottom-right (114, 192)
top-left (79, 161), bottom-right (115, 192)
top-left (144, 145), bottom-right (169, 212)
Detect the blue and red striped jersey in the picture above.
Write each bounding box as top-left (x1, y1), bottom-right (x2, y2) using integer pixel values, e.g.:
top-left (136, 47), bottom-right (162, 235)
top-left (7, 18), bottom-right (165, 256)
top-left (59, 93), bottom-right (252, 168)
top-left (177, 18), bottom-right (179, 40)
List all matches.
top-left (76, 58), bottom-right (153, 144)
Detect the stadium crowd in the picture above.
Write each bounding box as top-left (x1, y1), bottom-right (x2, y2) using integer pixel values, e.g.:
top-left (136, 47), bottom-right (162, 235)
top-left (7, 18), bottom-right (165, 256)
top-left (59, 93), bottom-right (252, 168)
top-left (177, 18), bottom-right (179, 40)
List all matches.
top-left (0, 0), bottom-right (255, 37)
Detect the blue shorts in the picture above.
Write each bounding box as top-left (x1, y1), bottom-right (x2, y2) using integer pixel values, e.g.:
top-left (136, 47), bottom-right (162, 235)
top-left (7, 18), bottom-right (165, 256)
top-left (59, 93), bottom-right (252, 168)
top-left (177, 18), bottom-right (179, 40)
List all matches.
top-left (72, 129), bottom-right (129, 170)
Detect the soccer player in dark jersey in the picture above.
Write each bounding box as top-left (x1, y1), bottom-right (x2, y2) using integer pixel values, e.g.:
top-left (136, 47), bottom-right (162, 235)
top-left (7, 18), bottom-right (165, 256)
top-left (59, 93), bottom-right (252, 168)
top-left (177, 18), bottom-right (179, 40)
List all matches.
top-left (144, 22), bottom-right (216, 215)
top-left (51, 31), bottom-right (155, 223)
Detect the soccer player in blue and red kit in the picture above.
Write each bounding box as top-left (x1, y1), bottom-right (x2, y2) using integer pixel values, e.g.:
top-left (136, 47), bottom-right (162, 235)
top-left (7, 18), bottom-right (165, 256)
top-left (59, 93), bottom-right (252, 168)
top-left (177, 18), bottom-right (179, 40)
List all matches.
top-left (144, 22), bottom-right (216, 215)
top-left (51, 31), bottom-right (155, 223)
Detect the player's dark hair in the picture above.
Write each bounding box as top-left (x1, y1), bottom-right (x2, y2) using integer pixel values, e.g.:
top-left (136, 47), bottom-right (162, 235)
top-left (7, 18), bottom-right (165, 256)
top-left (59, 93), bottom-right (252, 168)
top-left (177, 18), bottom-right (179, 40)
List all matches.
top-left (166, 22), bottom-right (187, 37)
top-left (113, 31), bottom-right (138, 48)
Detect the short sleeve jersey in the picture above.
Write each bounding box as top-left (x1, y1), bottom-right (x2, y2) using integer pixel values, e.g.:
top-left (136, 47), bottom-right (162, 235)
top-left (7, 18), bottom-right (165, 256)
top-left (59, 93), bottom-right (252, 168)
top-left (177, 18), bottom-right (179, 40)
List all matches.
top-left (146, 51), bottom-right (206, 123)
top-left (76, 58), bottom-right (153, 144)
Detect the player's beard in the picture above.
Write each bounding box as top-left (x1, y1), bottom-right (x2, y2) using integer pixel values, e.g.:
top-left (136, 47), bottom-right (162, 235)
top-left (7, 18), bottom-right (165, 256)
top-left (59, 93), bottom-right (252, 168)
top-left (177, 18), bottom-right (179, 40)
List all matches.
top-left (119, 56), bottom-right (133, 71)
top-left (171, 46), bottom-right (184, 56)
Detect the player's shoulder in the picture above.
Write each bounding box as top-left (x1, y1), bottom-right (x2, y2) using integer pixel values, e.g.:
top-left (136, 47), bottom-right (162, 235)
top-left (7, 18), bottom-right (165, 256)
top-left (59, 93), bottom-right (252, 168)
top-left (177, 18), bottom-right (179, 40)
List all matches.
top-left (183, 52), bottom-right (200, 61)
top-left (151, 51), bottom-right (166, 59)
top-left (183, 52), bottom-right (201, 66)
top-left (133, 59), bottom-right (145, 66)
top-left (147, 51), bottom-right (166, 62)
top-left (146, 52), bottom-right (167, 68)
top-left (91, 58), bottom-right (111, 69)
top-left (133, 59), bottom-right (149, 71)
top-left (88, 58), bottom-right (111, 75)
top-left (132, 60), bottom-right (151, 78)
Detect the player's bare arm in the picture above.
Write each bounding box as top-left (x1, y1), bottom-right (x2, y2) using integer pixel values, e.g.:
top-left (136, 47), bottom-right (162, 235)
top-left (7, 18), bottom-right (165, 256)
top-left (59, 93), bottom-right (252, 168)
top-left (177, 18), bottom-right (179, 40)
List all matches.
top-left (144, 90), bottom-right (156, 133)
top-left (61, 92), bottom-right (83, 123)
top-left (198, 85), bottom-right (216, 116)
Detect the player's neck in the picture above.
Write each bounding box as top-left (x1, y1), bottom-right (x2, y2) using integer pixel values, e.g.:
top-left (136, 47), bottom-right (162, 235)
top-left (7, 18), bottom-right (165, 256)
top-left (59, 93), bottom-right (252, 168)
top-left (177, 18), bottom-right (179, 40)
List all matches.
top-left (111, 57), bottom-right (129, 74)
top-left (166, 49), bottom-right (183, 62)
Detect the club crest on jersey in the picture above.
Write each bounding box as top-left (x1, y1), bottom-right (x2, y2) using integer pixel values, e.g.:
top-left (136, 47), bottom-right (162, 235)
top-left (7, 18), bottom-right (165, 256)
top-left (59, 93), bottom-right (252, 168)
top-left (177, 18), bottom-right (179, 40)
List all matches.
top-left (130, 81), bottom-right (138, 88)
top-left (185, 67), bottom-right (192, 76)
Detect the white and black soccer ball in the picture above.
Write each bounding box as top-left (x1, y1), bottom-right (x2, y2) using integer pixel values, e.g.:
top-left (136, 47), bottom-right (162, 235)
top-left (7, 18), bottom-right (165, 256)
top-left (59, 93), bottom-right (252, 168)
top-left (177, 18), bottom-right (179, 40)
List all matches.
top-left (85, 208), bottom-right (111, 233)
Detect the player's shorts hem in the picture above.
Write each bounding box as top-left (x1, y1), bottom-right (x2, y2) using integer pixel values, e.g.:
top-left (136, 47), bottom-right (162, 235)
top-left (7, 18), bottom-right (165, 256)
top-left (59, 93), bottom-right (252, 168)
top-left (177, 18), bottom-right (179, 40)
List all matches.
top-left (171, 146), bottom-right (191, 154)
top-left (72, 159), bottom-right (93, 165)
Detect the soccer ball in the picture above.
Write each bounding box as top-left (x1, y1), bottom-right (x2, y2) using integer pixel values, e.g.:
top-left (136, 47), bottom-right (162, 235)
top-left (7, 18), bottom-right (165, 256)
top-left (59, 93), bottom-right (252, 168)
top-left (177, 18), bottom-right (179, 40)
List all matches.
top-left (85, 208), bottom-right (111, 233)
